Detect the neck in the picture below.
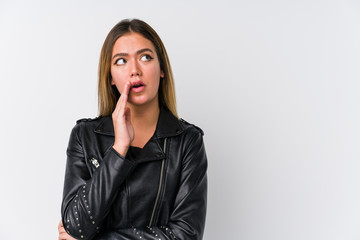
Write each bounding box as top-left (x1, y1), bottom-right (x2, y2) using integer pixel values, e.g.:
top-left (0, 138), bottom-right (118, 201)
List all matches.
top-left (128, 98), bottom-right (160, 129)
top-left (127, 97), bottom-right (160, 148)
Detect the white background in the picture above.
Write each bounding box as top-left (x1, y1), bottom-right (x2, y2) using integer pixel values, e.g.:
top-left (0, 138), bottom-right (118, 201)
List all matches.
top-left (0, 0), bottom-right (359, 239)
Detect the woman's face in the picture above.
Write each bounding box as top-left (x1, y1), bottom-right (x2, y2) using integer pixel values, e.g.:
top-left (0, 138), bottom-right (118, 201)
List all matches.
top-left (110, 32), bottom-right (164, 106)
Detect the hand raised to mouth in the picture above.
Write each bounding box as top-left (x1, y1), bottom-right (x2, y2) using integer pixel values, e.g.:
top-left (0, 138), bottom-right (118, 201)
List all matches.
top-left (112, 81), bottom-right (135, 157)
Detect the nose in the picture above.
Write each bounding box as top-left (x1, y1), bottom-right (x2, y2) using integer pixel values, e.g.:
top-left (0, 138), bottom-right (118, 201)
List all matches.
top-left (130, 60), bottom-right (142, 77)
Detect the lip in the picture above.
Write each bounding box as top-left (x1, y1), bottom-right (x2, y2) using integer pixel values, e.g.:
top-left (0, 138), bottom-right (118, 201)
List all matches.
top-left (130, 80), bottom-right (146, 93)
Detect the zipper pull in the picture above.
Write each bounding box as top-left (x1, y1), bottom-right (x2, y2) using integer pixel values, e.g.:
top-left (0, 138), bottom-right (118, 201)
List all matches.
top-left (90, 158), bottom-right (100, 168)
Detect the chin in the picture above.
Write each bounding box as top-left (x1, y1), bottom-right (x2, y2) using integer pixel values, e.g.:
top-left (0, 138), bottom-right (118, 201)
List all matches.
top-left (129, 94), bottom-right (158, 106)
top-left (128, 96), bottom-right (149, 105)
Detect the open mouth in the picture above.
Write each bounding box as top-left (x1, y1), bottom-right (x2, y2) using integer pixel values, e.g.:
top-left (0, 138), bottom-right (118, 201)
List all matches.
top-left (132, 83), bottom-right (144, 88)
top-left (131, 81), bottom-right (145, 92)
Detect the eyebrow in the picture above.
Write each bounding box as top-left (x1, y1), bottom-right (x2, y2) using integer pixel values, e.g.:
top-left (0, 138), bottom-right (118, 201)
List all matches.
top-left (112, 48), bottom-right (154, 59)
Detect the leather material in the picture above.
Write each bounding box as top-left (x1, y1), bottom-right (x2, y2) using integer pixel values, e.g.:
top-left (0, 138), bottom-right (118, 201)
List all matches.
top-left (61, 107), bottom-right (207, 240)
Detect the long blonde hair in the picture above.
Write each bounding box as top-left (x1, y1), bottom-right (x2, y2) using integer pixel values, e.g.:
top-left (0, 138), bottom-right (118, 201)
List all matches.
top-left (98, 19), bottom-right (177, 117)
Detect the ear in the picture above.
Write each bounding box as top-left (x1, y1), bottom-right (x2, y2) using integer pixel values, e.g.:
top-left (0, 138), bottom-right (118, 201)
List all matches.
top-left (111, 78), bottom-right (115, 85)
top-left (160, 70), bottom-right (165, 78)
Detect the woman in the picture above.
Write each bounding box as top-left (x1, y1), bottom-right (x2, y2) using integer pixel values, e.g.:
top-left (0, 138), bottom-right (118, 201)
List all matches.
top-left (58, 19), bottom-right (207, 240)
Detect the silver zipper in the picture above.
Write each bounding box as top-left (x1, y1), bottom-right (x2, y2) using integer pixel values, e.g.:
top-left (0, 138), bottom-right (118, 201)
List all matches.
top-left (149, 138), bottom-right (167, 226)
top-left (90, 158), bottom-right (100, 168)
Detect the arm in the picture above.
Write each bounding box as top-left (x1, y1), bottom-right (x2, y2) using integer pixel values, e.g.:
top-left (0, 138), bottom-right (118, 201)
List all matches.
top-left (61, 123), bottom-right (136, 240)
top-left (167, 130), bottom-right (208, 239)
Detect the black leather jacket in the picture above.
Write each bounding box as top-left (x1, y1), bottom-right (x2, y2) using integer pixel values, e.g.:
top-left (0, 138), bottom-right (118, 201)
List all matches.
top-left (61, 107), bottom-right (207, 240)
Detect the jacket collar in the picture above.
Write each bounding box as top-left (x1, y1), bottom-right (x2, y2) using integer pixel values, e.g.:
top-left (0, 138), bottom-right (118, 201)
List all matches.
top-left (94, 106), bottom-right (184, 139)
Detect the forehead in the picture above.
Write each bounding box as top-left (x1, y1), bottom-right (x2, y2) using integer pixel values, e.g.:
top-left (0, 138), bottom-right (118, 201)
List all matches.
top-left (112, 32), bottom-right (156, 55)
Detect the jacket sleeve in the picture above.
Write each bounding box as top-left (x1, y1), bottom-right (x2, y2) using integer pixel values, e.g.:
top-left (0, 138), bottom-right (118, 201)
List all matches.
top-left (61, 123), bottom-right (136, 240)
top-left (97, 129), bottom-right (208, 240)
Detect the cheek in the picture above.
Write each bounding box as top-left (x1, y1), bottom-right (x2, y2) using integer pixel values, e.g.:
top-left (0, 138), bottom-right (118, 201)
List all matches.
top-left (149, 65), bottom-right (162, 82)
top-left (110, 69), bottom-right (126, 93)
top-left (150, 68), bottom-right (161, 91)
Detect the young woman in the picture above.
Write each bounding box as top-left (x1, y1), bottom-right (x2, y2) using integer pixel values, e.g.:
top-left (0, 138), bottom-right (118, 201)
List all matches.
top-left (58, 19), bottom-right (207, 240)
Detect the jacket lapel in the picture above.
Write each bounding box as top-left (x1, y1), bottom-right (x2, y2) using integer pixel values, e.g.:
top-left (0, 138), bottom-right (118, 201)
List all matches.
top-left (155, 106), bottom-right (184, 138)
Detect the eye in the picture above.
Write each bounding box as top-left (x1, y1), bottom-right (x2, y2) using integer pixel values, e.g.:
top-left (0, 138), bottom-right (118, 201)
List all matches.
top-left (115, 58), bottom-right (126, 65)
top-left (141, 54), bottom-right (153, 62)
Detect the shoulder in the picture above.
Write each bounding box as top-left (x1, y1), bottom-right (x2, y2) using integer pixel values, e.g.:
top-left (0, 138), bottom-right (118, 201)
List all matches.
top-left (178, 118), bottom-right (207, 162)
top-left (179, 118), bottom-right (204, 136)
top-left (71, 116), bottom-right (106, 135)
top-left (76, 116), bottom-right (103, 124)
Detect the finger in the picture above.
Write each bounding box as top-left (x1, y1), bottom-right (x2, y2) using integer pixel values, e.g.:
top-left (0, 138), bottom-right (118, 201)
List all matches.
top-left (121, 81), bottom-right (131, 104)
top-left (59, 230), bottom-right (77, 240)
top-left (119, 81), bottom-right (131, 104)
top-left (58, 220), bottom-right (63, 230)
top-left (58, 232), bottom-right (67, 239)
top-left (119, 82), bottom-right (131, 114)
top-left (59, 232), bottom-right (72, 240)
top-left (114, 81), bottom-right (131, 115)
top-left (124, 81), bottom-right (131, 95)
top-left (59, 226), bottom-right (67, 234)
top-left (124, 107), bottom-right (131, 122)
